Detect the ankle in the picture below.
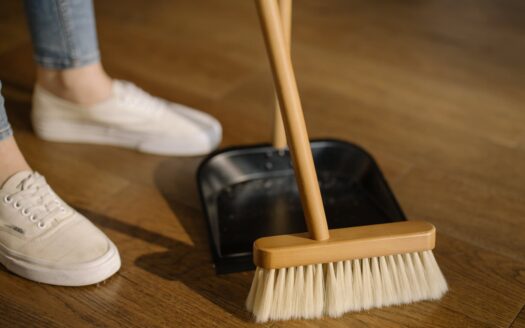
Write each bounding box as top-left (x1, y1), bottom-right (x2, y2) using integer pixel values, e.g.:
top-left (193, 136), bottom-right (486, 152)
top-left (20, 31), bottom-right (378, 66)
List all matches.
top-left (0, 136), bottom-right (31, 186)
top-left (36, 63), bottom-right (113, 106)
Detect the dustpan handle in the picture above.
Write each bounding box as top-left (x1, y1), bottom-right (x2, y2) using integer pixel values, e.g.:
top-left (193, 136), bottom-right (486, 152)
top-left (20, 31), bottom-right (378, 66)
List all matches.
top-left (256, 0), bottom-right (329, 241)
top-left (272, 0), bottom-right (291, 149)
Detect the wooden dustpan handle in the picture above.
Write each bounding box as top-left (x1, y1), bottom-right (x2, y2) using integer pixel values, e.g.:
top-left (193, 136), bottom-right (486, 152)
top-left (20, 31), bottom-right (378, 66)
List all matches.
top-left (256, 0), bottom-right (329, 241)
top-left (272, 0), bottom-right (291, 149)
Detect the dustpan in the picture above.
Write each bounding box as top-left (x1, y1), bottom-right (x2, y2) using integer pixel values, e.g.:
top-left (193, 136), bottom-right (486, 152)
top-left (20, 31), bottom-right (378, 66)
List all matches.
top-left (197, 0), bottom-right (405, 274)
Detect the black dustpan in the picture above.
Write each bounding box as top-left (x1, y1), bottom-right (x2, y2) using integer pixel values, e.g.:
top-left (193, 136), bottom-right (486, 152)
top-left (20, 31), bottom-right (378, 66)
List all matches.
top-left (197, 139), bottom-right (405, 274)
top-left (196, 1), bottom-right (405, 274)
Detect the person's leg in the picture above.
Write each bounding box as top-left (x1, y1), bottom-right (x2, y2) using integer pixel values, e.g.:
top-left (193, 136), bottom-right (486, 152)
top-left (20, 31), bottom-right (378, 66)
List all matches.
top-left (0, 81), bottom-right (121, 286)
top-left (24, 0), bottom-right (222, 156)
top-left (0, 137), bottom-right (31, 185)
top-left (24, 0), bottom-right (111, 105)
top-left (0, 82), bottom-right (30, 184)
top-left (37, 64), bottom-right (112, 106)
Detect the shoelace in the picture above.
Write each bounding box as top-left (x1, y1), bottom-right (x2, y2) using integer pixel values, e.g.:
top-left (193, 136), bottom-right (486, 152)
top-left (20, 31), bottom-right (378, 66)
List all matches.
top-left (116, 81), bottom-right (167, 117)
top-left (3, 173), bottom-right (68, 229)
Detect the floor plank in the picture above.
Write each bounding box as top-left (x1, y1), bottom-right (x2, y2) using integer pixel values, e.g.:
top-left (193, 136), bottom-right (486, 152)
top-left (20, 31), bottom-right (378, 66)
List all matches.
top-left (512, 306), bottom-right (525, 328)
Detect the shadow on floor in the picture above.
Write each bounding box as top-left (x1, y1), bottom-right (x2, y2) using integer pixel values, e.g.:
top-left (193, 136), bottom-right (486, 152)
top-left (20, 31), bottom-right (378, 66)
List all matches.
top-left (153, 156), bottom-right (206, 238)
top-left (78, 157), bottom-right (253, 321)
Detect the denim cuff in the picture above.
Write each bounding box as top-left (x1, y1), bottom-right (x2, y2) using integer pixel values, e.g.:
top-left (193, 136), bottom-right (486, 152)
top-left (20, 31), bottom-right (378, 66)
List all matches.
top-left (24, 0), bottom-right (100, 70)
top-left (34, 50), bottom-right (100, 70)
top-left (0, 124), bottom-right (13, 141)
top-left (0, 81), bottom-right (12, 141)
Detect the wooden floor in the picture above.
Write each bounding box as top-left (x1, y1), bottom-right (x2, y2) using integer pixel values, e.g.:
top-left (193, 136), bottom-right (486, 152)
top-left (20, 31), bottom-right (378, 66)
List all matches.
top-left (1, 0), bottom-right (525, 327)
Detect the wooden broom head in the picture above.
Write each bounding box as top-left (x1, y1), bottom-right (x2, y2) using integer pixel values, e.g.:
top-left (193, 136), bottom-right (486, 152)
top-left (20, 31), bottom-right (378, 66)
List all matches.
top-left (253, 221), bottom-right (436, 269)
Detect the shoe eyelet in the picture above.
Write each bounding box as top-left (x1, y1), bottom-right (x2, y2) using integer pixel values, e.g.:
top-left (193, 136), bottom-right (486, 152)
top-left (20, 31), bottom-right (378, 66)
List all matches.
top-left (38, 222), bottom-right (46, 229)
top-left (21, 208), bottom-right (31, 216)
top-left (30, 215), bottom-right (37, 222)
top-left (13, 202), bottom-right (21, 209)
top-left (3, 195), bottom-right (12, 204)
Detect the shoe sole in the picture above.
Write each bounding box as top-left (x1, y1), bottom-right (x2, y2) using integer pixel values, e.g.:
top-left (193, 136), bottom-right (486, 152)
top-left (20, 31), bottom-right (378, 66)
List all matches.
top-left (33, 118), bottom-right (221, 156)
top-left (0, 242), bottom-right (121, 286)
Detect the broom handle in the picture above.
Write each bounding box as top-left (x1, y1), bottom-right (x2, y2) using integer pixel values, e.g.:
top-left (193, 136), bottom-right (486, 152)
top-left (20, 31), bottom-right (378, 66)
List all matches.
top-left (256, 0), bottom-right (329, 241)
top-left (272, 0), bottom-right (291, 149)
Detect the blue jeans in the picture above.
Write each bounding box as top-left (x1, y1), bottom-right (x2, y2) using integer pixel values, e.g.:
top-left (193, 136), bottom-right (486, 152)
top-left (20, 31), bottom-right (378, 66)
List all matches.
top-left (0, 0), bottom-right (99, 141)
top-left (0, 82), bottom-right (11, 141)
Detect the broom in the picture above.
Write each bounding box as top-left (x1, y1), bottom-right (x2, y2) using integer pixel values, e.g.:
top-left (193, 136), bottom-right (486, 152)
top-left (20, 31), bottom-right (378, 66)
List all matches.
top-left (246, 0), bottom-right (448, 322)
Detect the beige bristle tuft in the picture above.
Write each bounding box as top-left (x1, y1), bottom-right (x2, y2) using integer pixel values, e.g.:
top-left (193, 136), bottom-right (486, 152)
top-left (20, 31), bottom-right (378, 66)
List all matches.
top-left (255, 268), bottom-right (275, 322)
top-left (371, 257), bottom-right (383, 307)
top-left (284, 267), bottom-right (295, 316)
top-left (271, 268), bottom-right (286, 320)
top-left (313, 264), bottom-right (324, 317)
top-left (325, 263), bottom-right (339, 317)
top-left (246, 267), bottom-right (261, 312)
top-left (361, 258), bottom-right (373, 310)
top-left (247, 251), bottom-right (448, 322)
top-left (412, 252), bottom-right (430, 298)
top-left (352, 259), bottom-right (363, 311)
top-left (304, 265), bottom-right (315, 318)
top-left (379, 256), bottom-right (396, 306)
top-left (335, 261), bottom-right (346, 315)
top-left (395, 254), bottom-right (413, 303)
top-left (404, 253), bottom-right (423, 301)
top-left (293, 265), bottom-right (305, 318)
top-left (386, 255), bottom-right (403, 303)
top-left (422, 250), bottom-right (448, 299)
top-left (343, 260), bottom-right (353, 311)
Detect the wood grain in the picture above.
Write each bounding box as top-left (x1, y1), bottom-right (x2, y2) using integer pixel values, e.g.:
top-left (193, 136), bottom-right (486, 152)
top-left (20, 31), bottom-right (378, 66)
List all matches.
top-left (512, 306), bottom-right (525, 328)
top-left (0, 0), bottom-right (524, 327)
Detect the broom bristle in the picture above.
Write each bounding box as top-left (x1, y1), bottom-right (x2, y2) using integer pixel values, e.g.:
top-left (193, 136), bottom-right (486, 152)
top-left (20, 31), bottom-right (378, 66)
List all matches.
top-left (246, 250), bottom-right (448, 322)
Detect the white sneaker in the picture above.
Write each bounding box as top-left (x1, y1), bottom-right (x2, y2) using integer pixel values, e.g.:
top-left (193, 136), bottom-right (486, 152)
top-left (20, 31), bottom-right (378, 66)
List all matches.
top-left (31, 80), bottom-right (222, 156)
top-left (0, 171), bottom-right (121, 286)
